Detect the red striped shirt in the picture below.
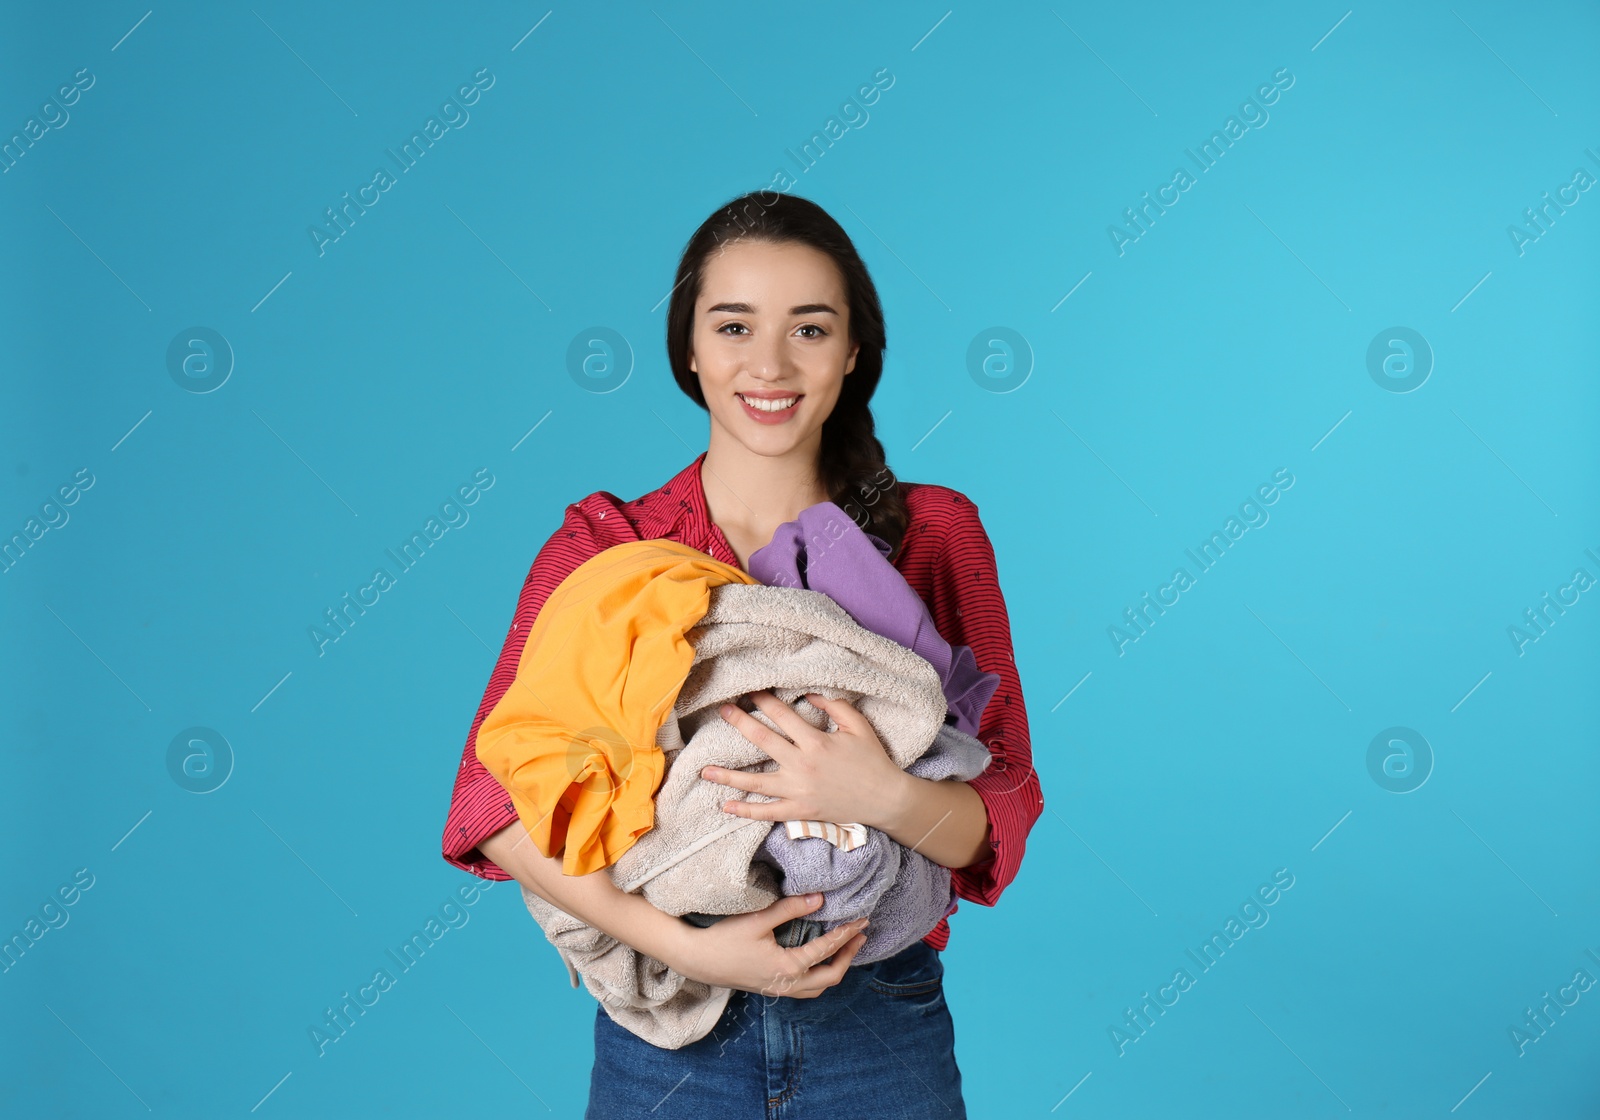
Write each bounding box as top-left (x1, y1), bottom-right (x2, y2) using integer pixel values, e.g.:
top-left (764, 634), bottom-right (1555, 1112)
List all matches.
top-left (440, 450), bottom-right (1043, 951)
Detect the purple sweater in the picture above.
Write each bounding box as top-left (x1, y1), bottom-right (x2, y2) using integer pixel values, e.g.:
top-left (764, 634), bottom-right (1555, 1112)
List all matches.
top-left (747, 501), bottom-right (999, 735)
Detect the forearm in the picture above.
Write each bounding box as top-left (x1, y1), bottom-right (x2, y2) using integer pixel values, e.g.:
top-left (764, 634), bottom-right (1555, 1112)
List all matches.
top-left (478, 819), bottom-right (693, 969)
top-left (877, 773), bottom-right (993, 872)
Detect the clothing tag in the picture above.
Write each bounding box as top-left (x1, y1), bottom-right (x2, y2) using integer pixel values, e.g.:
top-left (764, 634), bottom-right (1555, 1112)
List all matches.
top-left (783, 818), bottom-right (869, 852)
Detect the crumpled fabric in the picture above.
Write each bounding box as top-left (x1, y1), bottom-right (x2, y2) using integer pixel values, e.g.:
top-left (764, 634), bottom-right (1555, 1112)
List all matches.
top-left (747, 499), bottom-right (1000, 738)
top-left (521, 575), bottom-right (954, 1049)
top-left (474, 539), bottom-right (756, 877)
top-left (731, 498), bottom-right (998, 961)
top-left (750, 721), bottom-right (991, 962)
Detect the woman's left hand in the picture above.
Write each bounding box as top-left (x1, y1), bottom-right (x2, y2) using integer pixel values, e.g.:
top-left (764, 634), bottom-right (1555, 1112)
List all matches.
top-left (701, 690), bottom-right (910, 830)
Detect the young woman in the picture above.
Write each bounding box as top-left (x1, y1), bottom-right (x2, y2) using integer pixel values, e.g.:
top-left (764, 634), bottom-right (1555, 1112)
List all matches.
top-left (440, 191), bottom-right (1042, 1117)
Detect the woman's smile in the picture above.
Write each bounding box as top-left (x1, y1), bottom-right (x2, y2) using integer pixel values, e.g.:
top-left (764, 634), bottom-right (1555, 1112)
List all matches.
top-left (736, 389), bottom-right (804, 424)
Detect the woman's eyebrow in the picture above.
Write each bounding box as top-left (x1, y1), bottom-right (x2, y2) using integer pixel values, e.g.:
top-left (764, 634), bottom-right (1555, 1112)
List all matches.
top-left (705, 301), bottom-right (841, 316)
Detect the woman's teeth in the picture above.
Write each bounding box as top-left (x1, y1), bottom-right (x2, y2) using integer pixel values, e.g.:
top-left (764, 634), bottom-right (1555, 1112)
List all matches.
top-left (739, 394), bottom-right (798, 412)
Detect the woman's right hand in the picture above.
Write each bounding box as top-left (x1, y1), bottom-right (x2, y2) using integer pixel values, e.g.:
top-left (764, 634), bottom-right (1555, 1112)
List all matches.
top-left (669, 892), bottom-right (869, 999)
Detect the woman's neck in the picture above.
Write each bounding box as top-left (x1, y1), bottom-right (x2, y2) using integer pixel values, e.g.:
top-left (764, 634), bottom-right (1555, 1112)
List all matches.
top-left (700, 436), bottom-right (830, 548)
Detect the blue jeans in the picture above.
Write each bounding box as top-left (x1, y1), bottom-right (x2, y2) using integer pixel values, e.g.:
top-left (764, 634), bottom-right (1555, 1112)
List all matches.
top-left (583, 930), bottom-right (966, 1118)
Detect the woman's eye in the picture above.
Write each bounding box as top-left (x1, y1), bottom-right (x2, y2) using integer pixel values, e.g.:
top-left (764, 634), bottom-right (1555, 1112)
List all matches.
top-left (717, 323), bottom-right (826, 338)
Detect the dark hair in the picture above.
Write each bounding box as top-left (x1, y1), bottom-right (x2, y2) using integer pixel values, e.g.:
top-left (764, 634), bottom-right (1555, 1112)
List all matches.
top-left (666, 190), bottom-right (910, 561)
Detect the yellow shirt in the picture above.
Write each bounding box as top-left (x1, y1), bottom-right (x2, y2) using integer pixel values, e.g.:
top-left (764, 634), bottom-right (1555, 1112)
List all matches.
top-left (475, 539), bottom-right (758, 876)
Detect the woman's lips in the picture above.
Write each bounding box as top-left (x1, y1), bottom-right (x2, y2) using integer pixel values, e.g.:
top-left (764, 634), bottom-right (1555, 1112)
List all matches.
top-left (736, 392), bottom-right (802, 425)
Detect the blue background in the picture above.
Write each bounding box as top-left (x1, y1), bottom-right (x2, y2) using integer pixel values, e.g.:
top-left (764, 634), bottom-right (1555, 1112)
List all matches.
top-left (4, 1), bottom-right (1598, 1115)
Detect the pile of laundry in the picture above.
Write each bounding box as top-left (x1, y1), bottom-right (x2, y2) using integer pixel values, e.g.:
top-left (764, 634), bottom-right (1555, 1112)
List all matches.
top-left (474, 500), bottom-right (1000, 1049)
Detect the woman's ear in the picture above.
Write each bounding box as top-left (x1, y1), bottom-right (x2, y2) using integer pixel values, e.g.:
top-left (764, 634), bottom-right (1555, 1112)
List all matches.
top-left (845, 340), bottom-right (859, 375)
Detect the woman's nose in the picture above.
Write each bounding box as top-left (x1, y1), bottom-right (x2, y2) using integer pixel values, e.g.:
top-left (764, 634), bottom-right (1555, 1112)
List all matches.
top-left (744, 335), bottom-right (788, 379)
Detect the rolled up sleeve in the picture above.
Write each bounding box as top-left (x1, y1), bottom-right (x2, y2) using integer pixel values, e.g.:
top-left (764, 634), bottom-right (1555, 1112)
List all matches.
top-left (925, 495), bottom-right (1043, 907)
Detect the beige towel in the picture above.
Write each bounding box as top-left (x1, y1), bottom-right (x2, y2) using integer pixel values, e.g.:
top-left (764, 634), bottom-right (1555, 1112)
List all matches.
top-left (521, 581), bottom-right (949, 1049)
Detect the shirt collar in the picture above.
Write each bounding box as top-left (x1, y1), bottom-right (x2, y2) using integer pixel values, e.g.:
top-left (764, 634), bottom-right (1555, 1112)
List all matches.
top-left (633, 451), bottom-right (739, 566)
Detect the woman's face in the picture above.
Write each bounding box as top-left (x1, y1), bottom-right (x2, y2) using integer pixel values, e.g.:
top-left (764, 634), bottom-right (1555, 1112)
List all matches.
top-left (688, 237), bottom-right (859, 459)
